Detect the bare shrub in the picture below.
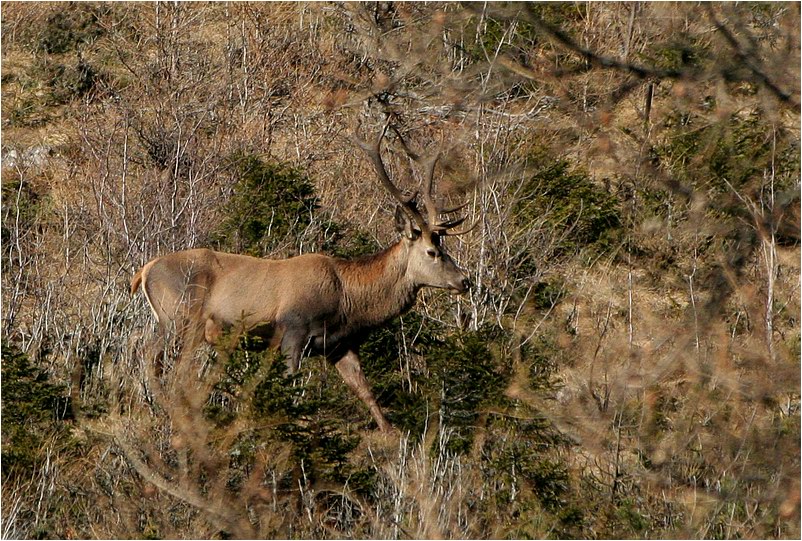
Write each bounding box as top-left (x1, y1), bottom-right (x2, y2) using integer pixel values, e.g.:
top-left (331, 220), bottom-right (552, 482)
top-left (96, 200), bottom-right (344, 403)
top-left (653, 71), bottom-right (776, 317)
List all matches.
top-left (2, 2), bottom-right (798, 539)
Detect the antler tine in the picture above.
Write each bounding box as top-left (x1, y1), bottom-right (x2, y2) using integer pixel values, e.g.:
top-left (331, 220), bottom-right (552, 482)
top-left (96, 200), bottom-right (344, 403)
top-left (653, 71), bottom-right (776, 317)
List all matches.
top-left (442, 216), bottom-right (481, 236)
top-left (435, 216), bottom-right (467, 231)
top-left (420, 150), bottom-right (442, 228)
top-left (440, 200), bottom-right (470, 215)
top-left (431, 201), bottom-right (472, 233)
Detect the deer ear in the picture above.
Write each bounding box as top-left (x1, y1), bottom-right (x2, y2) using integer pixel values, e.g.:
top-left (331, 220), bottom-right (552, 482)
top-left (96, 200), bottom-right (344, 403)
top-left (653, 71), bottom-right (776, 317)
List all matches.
top-left (394, 205), bottom-right (420, 239)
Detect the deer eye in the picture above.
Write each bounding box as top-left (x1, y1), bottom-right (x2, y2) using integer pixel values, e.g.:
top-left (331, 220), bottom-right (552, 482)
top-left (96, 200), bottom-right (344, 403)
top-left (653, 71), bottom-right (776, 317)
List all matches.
top-left (426, 249), bottom-right (438, 258)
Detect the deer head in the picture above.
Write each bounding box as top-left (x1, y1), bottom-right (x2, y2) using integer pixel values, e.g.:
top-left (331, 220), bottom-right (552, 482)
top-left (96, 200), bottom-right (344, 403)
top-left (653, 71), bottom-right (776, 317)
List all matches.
top-left (352, 122), bottom-right (473, 293)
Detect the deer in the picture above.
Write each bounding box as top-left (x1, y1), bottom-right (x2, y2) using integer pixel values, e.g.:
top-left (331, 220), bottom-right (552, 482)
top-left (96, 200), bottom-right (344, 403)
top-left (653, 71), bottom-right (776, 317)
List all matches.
top-left (130, 123), bottom-right (473, 432)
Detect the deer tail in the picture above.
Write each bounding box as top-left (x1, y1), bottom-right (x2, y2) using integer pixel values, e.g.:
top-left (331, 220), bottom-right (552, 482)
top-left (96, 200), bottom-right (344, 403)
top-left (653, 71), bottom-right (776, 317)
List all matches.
top-left (131, 267), bottom-right (144, 295)
top-left (130, 261), bottom-right (161, 324)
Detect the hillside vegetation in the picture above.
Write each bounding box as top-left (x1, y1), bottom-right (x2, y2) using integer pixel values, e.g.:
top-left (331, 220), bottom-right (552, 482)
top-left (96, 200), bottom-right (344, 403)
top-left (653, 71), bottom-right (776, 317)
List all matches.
top-left (1, 2), bottom-right (799, 539)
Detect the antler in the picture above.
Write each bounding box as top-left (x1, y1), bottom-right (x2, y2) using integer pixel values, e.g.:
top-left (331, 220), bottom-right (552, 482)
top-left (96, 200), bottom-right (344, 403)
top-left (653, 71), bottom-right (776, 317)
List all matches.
top-left (353, 121), bottom-right (472, 236)
top-left (404, 136), bottom-right (470, 236)
top-left (352, 122), bottom-right (430, 234)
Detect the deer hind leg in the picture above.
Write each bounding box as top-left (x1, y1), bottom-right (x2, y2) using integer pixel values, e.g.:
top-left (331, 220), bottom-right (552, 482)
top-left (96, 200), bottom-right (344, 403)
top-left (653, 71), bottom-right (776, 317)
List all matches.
top-left (334, 350), bottom-right (393, 432)
top-left (145, 320), bottom-right (184, 379)
top-left (144, 273), bottom-right (207, 358)
top-left (147, 328), bottom-right (168, 377)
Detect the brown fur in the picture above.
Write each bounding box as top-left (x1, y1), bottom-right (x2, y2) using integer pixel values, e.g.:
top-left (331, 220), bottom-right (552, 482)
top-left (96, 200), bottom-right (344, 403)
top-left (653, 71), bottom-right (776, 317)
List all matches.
top-left (132, 219), bottom-right (469, 431)
top-left (130, 268), bottom-right (143, 295)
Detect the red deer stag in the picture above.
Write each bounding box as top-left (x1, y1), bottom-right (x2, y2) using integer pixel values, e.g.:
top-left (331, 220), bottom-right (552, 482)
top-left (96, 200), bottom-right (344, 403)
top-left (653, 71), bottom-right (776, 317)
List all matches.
top-left (130, 124), bottom-right (472, 432)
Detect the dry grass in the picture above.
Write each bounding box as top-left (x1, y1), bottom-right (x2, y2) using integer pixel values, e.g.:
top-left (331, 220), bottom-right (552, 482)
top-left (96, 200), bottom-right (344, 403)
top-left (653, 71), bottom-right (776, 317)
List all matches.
top-left (2, 2), bottom-right (799, 539)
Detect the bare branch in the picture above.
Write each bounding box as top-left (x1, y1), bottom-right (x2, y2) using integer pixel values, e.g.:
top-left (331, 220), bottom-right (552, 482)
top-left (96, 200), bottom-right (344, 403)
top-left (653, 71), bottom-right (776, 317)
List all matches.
top-left (704, 4), bottom-right (799, 108)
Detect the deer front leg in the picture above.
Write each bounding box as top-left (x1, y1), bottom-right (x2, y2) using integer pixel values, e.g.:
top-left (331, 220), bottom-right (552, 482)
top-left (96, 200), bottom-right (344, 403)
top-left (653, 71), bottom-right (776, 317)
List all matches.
top-left (334, 350), bottom-right (393, 432)
top-left (279, 327), bottom-right (308, 373)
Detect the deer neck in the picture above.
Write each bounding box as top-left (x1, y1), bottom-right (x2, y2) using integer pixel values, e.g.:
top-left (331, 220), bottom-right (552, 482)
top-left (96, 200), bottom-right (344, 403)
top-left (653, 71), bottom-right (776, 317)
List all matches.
top-left (336, 240), bottom-right (419, 330)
